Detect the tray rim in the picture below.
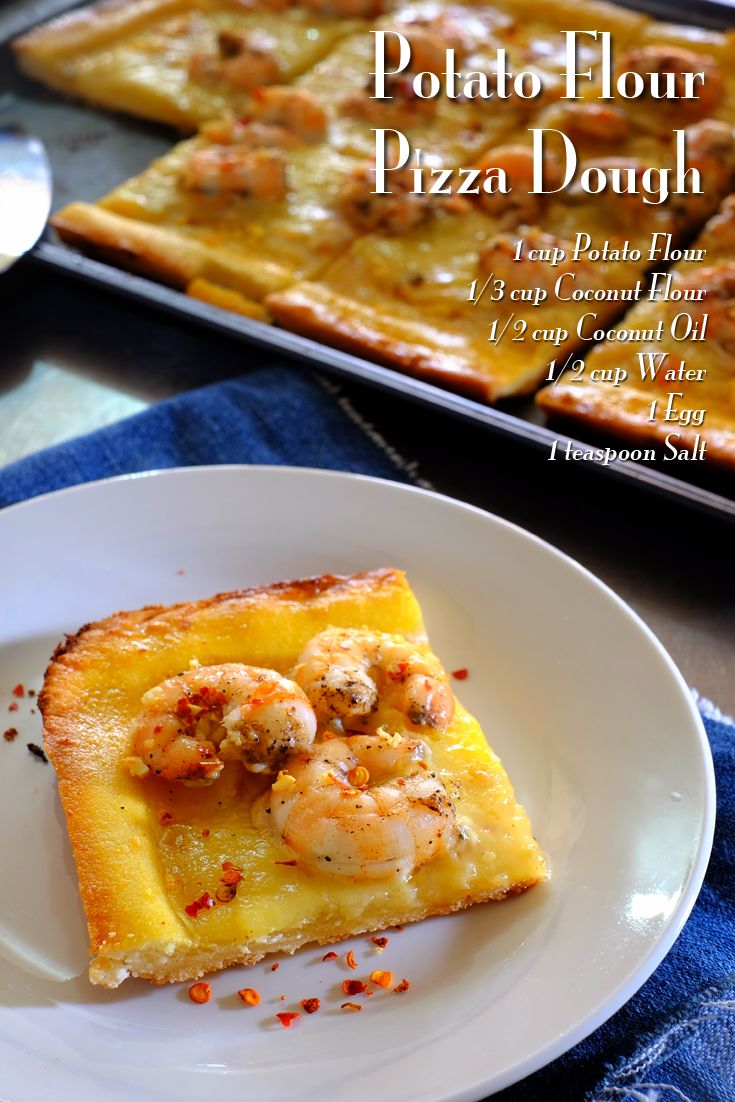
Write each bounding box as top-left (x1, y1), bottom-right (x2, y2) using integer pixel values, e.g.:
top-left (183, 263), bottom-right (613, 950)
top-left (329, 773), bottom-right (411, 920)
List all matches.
top-left (5, 0), bottom-right (735, 524)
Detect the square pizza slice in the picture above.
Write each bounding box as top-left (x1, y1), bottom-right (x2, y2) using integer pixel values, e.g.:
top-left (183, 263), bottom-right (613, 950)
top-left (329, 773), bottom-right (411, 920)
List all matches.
top-left (536, 195), bottom-right (735, 469)
top-left (13, 0), bottom-right (371, 131)
top-left (51, 107), bottom-right (361, 302)
top-left (266, 113), bottom-right (735, 401)
top-left (39, 568), bottom-right (548, 988)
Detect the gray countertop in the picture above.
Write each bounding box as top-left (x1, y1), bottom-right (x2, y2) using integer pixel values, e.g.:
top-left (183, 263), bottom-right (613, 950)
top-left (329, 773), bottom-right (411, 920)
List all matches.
top-left (2, 261), bottom-right (733, 713)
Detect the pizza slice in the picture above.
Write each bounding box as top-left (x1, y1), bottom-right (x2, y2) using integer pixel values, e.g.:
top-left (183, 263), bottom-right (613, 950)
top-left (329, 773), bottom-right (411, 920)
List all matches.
top-left (51, 100), bottom-right (360, 301)
top-left (267, 115), bottom-right (734, 401)
top-left (297, 0), bottom-right (648, 163)
top-left (13, 0), bottom-right (373, 131)
top-left (536, 196), bottom-right (735, 469)
top-left (40, 568), bottom-right (548, 988)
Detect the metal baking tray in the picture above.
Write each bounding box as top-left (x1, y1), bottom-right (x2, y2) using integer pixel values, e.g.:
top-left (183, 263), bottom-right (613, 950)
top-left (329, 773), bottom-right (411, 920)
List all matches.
top-left (2, 0), bottom-right (735, 521)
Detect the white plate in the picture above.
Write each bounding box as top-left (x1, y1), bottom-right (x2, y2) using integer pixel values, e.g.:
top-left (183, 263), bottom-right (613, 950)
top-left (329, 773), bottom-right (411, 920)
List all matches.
top-left (0, 467), bottom-right (714, 1102)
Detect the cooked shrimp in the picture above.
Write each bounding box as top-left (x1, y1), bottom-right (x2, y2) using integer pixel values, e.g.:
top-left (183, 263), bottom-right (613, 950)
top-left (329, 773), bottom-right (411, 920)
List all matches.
top-left (257, 733), bottom-right (459, 878)
top-left (475, 145), bottom-right (561, 226)
top-left (340, 74), bottom-right (438, 121)
top-left (248, 86), bottom-right (327, 143)
top-left (200, 118), bottom-right (302, 150)
top-left (183, 145), bottom-right (287, 198)
top-left (616, 45), bottom-right (725, 118)
top-left (189, 30), bottom-right (280, 91)
top-left (339, 164), bottom-right (468, 234)
top-left (292, 627), bottom-right (454, 730)
top-left (479, 229), bottom-right (594, 292)
top-left (130, 664), bottom-right (316, 783)
top-left (676, 265), bottom-right (735, 354)
top-left (541, 102), bottom-right (630, 144)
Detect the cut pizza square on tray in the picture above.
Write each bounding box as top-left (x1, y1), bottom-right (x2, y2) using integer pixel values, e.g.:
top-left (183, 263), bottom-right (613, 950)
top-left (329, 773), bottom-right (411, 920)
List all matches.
top-left (51, 113), bottom-right (362, 303)
top-left (39, 568), bottom-right (548, 988)
top-left (266, 113), bottom-right (735, 401)
top-left (536, 195), bottom-right (735, 469)
top-left (12, 0), bottom-right (371, 131)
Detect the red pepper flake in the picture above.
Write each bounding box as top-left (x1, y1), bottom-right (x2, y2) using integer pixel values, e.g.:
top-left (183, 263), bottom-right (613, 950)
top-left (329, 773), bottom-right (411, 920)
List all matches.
top-left (322, 951), bottom-right (338, 962)
top-left (184, 891), bottom-right (215, 918)
top-left (8, 702), bottom-right (18, 713)
top-left (12, 684), bottom-right (24, 698)
top-left (176, 568), bottom-right (185, 576)
top-left (393, 925), bottom-right (404, 932)
top-left (237, 987), bottom-right (260, 1006)
top-left (276, 1012), bottom-right (300, 1028)
top-left (300, 997), bottom-right (320, 1014)
top-left (3, 728), bottom-right (18, 742)
top-left (28, 690), bottom-right (36, 698)
top-left (340, 1002), bottom-right (362, 1012)
top-left (370, 936), bottom-right (389, 950)
top-left (345, 950), bottom-right (357, 970)
top-left (275, 860), bottom-right (298, 867)
top-left (393, 979), bottom-right (411, 994)
top-left (270, 962), bottom-right (280, 972)
top-left (342, 979), bottom-right (367, 996)
top-left (222, 860), bottom-right (243, 872)
top-left (201, 828), bottom-right (210, 838)
top-left (188, 982), bottom-right (211, 1004)
top-left (220, 868), bottom-right (242, 886)
top-left (216, 884), bottom-right (237, 903)
top-left (157, 809), bottom-right (174, 825)
top-left (451, 668), bottom-right (469, 680)
top-left (27, 742), bottom-right (48, 763)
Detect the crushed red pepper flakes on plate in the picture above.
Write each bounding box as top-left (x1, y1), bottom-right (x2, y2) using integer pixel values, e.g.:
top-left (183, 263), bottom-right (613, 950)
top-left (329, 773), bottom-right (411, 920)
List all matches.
top-left (220, 868), bottom-right (242, 886)
top-left (8, 702), bottom-right (18, 713)
top-left (342, 979), bottom-right (367, 996)
top-left (370, 970), bottom-right (393, 989)
top-left (270, 962), bottom-right (280, 972)
top-left (222, 860), bottom-right (243, 872)
top-left (300, 997), bottom-right (320, 1014)
top-left (28, 690), bottom-right (36, 698)
top-left (237, 987), bottom-right (260, 1006)
top-left (12, 684), bottom-right (24, 698)
top-left (277, 1012), bottom-right (300, 1028)
top-left (201, 828), bottom-right (210, 839)
top-left (322, 951), bottom-right (338, 962)
top-left (3, 728), bottom-right (18, 742)
top-left (216, 884), bottom-right (237, 903)
top-left (345, 950), bottom-right (357, 970)
top-left (184, 891), bottom-right (215, 918)
top-left (340, 1002), bottom-right (362, 1012)
top-left (370, 936), bottom-right (389, 950)
top-left (27, 743), bottom-right (48, 763)
top-left (188, 982), bottom-right (211, 1004)
top-left (394, 979), bottom-right (411, 994)
top-left (157, 809), bottom-right (174, 825)
top-left (451, 668), bottom-right (469, 680)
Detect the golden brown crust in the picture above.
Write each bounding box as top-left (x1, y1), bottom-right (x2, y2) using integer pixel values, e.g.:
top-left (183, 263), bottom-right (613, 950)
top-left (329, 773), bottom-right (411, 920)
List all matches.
top-left (266, 284), bottom-right (495, 402)
top-left (537, 385), bottom-right (735, 470)
top-left (13, 0), bottom-right (188, 63)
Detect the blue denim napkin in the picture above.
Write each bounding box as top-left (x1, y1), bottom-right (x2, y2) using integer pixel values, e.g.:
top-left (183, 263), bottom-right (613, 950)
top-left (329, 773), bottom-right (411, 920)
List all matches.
top-left (1, 367), bottom-right (731, 1101)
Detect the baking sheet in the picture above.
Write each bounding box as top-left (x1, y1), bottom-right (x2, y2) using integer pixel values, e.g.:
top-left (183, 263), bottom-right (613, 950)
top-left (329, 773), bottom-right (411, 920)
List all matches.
top-left (2, 0), bottom-right (734, 521)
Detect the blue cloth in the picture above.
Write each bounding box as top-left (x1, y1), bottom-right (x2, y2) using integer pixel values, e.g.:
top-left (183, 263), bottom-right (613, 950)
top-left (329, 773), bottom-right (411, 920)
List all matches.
top-left (1, 367), bottom-right (732, 1101)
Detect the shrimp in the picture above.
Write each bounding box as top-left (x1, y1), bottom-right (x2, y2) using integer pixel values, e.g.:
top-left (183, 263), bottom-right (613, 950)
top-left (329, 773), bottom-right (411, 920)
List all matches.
top-left (540, 102), bottom-right (630, 145)
top-left (257, 733), bottom-right (459, 878)
top-left (475, 145), bottom-right (561, 226)
top-left (199, 118), bottom-right (302, 150)
top-left (189, 30), bottom-right (280, 92)
top-left (248, 86), bottom-right (328, 143)
top-left (182, 145), bottom-right (287, 198)
top-left (616, 45), bottom-right (725, 118)
top-left (676, 265), bottom-right (735, 354)
top-left (340, 74), bottom-right (438, 122)
top-left (130, 664), bottom-right (316, 784)
top-left (292, 627), bottom-right (454, 730)
top-left (339, 164), bottom-right (468, 234)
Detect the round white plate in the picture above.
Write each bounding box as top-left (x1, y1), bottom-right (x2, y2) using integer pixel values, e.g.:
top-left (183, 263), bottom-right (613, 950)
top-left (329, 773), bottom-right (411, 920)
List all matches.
top-left (0, 467), bottom-right (714, 1102)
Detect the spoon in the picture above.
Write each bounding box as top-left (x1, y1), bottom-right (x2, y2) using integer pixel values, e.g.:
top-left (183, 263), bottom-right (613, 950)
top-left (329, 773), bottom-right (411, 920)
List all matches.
top-left (0, 129), bottom-right (52, 274)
